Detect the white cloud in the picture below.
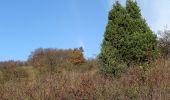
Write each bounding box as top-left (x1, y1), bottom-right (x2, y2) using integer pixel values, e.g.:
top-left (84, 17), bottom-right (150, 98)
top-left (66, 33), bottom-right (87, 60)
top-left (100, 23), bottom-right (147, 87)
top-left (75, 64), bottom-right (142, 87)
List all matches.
top-left (79, 40), bottom-right (85, 49)
top-left (152, 0), bottom-right (170, 31)
top-left (139, 0), bottom-right (170, 32)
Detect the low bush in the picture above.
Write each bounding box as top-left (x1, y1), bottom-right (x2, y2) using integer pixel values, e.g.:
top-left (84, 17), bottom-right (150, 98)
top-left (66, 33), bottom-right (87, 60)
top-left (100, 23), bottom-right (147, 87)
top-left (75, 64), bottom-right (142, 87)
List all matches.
top-left (0, 66), bottom-right (36, 83)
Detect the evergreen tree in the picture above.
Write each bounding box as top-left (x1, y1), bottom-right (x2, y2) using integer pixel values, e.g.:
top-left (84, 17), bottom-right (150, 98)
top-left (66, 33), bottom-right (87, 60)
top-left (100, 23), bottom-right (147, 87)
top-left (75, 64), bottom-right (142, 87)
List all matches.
top-left (99, 0), bottom-right (158, 76)
top-left (122, 0), bottom-right (158, 64)
top-left (99, 1), bottom-right (128, 76)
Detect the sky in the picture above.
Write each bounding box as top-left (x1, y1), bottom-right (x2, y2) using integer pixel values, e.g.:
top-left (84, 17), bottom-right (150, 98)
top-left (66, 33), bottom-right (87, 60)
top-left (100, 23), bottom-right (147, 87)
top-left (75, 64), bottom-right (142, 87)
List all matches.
top-left (0, 0), bottom-right (169, 61)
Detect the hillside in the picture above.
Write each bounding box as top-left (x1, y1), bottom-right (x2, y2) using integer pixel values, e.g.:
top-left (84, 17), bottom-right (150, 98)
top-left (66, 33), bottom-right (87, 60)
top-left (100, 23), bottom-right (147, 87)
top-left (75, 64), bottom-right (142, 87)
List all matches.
top-left (0, 57), bottom-right (169, 99)
top-left (0, 0), bottom-right (170, 99)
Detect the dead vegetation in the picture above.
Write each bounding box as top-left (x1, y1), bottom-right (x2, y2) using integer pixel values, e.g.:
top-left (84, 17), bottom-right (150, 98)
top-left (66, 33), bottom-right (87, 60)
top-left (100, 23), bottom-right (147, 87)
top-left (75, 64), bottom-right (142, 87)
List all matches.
top-left (0, 57), bottom-right (169, 100)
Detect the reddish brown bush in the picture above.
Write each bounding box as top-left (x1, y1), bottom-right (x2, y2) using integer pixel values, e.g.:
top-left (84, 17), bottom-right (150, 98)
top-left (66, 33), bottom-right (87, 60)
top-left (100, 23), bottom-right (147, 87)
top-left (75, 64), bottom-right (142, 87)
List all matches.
top-left (68, 48), bottom-right (85, 65)
top-left (27, 47), bottom-right (85, 67)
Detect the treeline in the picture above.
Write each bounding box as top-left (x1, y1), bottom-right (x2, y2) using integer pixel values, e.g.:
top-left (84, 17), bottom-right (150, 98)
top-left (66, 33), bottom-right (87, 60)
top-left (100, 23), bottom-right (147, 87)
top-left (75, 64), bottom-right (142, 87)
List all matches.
top-left (0, 47), bottom-right (85, 69)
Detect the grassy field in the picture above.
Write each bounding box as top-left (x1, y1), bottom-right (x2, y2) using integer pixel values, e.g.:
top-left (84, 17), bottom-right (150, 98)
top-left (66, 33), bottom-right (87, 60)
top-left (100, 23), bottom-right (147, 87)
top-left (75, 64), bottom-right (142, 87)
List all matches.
top-left (0, 57), bottom-right (169, 100)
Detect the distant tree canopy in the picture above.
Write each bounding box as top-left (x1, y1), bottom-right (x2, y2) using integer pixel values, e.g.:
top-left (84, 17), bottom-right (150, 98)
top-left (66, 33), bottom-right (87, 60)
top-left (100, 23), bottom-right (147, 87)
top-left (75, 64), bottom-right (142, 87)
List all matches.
top-left (99, 0), bottom-right (158, 76)
top-left (27, 47), bottom-right (85, 68)
top-left (0, 60), bottom-right (24, 69)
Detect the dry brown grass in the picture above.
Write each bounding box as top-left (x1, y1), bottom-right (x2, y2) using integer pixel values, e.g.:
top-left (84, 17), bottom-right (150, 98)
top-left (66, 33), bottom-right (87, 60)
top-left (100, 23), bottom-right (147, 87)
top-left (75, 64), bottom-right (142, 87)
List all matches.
top-left (0, 58), bottom-right (169, 100)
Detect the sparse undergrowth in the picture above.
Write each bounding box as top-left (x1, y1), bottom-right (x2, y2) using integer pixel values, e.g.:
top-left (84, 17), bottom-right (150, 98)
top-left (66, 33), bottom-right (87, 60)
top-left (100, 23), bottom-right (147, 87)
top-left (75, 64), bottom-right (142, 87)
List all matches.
top-left (0, 58), bottom-right (169, 100)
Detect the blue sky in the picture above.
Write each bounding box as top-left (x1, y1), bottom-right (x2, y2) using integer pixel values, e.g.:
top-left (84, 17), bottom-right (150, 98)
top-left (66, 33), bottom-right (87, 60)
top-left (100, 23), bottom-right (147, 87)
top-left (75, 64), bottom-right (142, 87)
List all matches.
top-left (0, 0), bottom-right (169, 61)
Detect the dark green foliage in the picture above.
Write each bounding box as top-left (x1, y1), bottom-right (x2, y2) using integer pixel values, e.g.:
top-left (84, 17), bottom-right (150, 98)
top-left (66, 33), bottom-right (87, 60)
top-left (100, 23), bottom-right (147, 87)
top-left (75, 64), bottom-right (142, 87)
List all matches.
top-left (99, 0), bottom-right (158, 76)
top-left (126, 0), bottom-right (141, 19)
top-left (99, 1), bottom-right (128, 76)
top-left (124, 0), bottom-right (158, 64)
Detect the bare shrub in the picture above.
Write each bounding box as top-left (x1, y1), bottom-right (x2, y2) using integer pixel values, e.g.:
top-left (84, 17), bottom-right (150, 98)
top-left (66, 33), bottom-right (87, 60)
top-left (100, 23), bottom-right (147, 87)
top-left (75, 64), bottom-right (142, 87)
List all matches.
top-left (158, 28), bottom-right (170, 58)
